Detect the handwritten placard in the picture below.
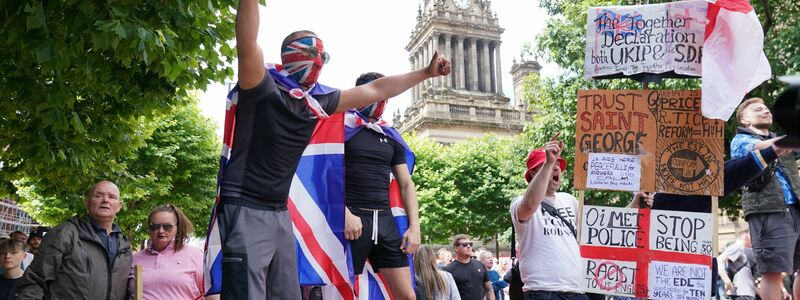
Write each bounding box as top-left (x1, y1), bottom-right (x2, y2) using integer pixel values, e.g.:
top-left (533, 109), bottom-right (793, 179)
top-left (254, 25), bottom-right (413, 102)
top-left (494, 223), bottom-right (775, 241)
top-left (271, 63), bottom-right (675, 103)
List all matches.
top-left (587, 153), bottom-right (642, 191)
top-left (574, 90), bottom-right (657, 192)
top-left (579, 206), bottom-right (713, 299)
top-left (650, 210), bottom-right (713, 256)
top-left (575, 90), bottom-right (723, 196)
top-left (580, 206), bottom-right (641, 248)
top-left (585, 259), bottom-right (638, 295)
top-left (584, 0), bottom-right (707, 79)
top-left (648, 90), bottom-right (725, 195)
top-left (649, 261), bottom-right (711, 300)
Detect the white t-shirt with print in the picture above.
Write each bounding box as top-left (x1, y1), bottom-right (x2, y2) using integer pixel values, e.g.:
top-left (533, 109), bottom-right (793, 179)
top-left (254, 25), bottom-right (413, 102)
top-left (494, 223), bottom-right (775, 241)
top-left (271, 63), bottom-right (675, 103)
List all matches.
top-left (510, 192), bottom-right (582, 293)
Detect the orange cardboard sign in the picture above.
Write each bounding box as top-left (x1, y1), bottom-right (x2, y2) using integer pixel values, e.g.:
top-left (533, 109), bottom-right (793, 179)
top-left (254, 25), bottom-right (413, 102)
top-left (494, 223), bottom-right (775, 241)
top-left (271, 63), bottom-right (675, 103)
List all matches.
top-left (574, 90), bottom-right (723, 196)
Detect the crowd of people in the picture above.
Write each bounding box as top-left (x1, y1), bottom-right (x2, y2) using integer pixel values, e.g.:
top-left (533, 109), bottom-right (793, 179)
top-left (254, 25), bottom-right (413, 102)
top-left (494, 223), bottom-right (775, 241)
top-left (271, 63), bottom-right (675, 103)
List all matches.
top-left (3, 97), bottom-right (794, 300)
top-left (0, 181), bottom-right (217, 300)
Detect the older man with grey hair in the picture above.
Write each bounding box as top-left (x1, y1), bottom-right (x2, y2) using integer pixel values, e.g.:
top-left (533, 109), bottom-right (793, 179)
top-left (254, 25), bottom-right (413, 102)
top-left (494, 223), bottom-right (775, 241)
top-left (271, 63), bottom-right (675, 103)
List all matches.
top-left (17, 180), bottom-right (132, 300)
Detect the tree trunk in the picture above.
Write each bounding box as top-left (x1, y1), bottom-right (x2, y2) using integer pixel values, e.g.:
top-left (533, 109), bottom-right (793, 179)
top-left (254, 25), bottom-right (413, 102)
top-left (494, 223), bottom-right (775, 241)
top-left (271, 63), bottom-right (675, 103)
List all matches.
top-left (495, 232), bottom-right (500, 259)
top-left (759, 0), bottom-right (774, 98)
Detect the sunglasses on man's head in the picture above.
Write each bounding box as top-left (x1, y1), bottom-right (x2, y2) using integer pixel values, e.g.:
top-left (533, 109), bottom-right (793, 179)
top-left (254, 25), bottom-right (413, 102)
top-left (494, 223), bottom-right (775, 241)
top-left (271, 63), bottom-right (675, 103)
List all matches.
top-left (148, 223), bottom-right (174, 232)
top-left (458, 242), bottom-right (473, 248)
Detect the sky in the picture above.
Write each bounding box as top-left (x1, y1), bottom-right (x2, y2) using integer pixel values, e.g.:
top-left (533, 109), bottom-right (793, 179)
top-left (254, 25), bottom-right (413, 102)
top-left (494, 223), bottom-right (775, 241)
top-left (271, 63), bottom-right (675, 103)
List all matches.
top-left (198, 0), bottom-right (556, 133)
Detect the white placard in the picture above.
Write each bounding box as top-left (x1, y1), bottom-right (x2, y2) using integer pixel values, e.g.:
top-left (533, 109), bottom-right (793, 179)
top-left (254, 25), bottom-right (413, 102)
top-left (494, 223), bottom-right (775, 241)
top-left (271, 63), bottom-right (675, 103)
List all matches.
top-left (648, 261), bottom-right (711, 300)
top-left (579, 206), bottom-right (713, 299)
top-left (584, 1), bottom-right (707, 79)
top-left (587, 153), bottom-right (641, 191)
top-left (650, 210), bottom-right (714, 256)
top-left (583, 258), bottom-right (639, 297)
top-left (580, 206), bottom-right (640, 247)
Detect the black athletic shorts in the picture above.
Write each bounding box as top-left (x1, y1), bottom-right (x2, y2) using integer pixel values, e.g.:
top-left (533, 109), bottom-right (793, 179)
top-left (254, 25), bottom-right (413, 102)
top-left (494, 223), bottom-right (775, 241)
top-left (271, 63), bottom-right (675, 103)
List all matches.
top-left (349, 207), bottom-right (409, 274)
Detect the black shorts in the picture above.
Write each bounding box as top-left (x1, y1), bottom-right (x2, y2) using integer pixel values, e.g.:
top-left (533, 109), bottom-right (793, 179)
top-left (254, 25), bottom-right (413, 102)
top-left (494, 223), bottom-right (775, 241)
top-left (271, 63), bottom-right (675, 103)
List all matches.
top-left (349, 207), bottom-right (409, 274)
top-left (747, 206), bottom-right (800, 274)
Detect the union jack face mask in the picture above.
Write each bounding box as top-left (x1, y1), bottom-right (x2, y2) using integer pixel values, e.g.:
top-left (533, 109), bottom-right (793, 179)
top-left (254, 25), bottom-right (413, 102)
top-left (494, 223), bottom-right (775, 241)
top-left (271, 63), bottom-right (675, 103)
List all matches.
top-left (357, 100), bottom-right (387, 120)
top-left (281, 36), bottom-right (329, 87)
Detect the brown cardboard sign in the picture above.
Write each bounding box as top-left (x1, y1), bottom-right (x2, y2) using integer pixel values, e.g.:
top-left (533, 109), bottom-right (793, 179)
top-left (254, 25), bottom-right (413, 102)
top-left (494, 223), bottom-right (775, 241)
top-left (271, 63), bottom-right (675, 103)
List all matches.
top-left (575, 90), bottom-right (723, 196)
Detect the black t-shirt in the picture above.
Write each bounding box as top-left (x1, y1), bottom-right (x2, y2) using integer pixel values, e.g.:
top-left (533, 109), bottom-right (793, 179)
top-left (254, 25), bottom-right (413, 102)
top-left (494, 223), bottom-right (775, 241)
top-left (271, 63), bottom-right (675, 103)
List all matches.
top-left (0, 276), bottom-right (21, 300)
top-left (220, 74), bottom-right (341, 208)
top-left (444, 259), bottom-right (489, 300)
top-left (345, 129), bottom-right (406, 209)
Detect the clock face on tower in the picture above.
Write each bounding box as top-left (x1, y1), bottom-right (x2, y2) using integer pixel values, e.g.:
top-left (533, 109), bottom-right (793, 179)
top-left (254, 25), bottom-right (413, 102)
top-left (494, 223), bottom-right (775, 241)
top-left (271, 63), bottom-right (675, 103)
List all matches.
top-left (454, 0), bottom-right (470, 9)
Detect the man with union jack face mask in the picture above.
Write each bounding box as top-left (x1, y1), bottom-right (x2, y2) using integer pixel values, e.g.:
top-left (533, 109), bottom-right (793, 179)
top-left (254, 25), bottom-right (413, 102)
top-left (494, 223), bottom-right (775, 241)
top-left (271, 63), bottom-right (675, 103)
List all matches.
top-left (217, 1), bottom-right (451, 299)
top-left (280, 34), bottom-right (329, 89)
top-left (343, 72), bottom-right (421, 300)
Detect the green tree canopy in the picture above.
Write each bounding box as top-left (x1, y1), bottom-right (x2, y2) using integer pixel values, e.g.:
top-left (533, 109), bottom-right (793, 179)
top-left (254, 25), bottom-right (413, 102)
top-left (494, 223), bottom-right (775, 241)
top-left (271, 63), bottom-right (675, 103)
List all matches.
top-left (16, 101), bottom-right (219, 244)
top-left (0, 0), bottom-right (236, 201)
top-left (407, 133), bottom-right (528, 244)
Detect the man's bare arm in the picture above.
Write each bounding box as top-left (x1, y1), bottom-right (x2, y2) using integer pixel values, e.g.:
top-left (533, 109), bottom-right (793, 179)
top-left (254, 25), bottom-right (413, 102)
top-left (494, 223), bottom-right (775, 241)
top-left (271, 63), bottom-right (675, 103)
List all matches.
top-left (484, 281), bottom-right (496, 300)
top-left (337, 50), bottom-right (451, 113)
top-left (236, 0), bottom-right (266, 89)
top-left (753, 137), bottom-right (789, 155)
top-left (516, 136), bottom-right (562, 222)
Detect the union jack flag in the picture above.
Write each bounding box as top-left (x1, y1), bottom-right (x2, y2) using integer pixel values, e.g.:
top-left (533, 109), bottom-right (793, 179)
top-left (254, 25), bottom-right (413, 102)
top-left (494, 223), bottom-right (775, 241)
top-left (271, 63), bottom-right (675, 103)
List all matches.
top-left (594, 9), bottom-right (643, 38)
top-left (201, 84), bottom-right (237, 296)
top-left (289, 112), bottom-right (353, 298)
top-left (203, 73), bottom-right (354, 299)
top-left (354, 261), bottom-right (394, 300)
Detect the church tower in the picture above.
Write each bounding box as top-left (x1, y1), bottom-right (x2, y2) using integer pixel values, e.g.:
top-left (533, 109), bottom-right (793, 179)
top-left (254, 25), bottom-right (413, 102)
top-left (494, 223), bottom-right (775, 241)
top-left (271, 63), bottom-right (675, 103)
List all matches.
top-left (394, 0), bottom-right (530, 144)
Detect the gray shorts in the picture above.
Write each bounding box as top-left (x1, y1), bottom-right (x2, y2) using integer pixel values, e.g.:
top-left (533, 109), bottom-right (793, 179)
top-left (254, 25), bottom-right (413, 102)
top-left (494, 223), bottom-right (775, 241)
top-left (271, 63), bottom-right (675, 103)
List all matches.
top-left (747, 206), bottom-right (800, 274)
top-left (219, 204), bottom-right (301, 300)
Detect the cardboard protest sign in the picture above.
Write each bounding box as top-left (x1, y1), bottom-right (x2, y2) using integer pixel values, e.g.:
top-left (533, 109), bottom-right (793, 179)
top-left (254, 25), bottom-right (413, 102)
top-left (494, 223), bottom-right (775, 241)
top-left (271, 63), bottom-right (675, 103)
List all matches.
top-left (575, 90), bottom-right (724, 196)
top-left (574, 90), bottom-right (657, 191)
top-left (649, 90), bottom-right (724, 195)
top-left (580, 205), bottom-right (713, 299)
top-left (584, 0), bottom-right (707, 80)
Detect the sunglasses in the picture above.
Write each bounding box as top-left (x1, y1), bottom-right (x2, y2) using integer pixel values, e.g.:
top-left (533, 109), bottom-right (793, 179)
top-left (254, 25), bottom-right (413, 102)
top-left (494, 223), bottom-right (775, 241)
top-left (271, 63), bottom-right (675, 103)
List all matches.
top-left (458, 242), bottom-right (473, 248)
top-left (148, 223), bottom-right (175, 232)
top-left (299, 46), bottom-right (330, 64)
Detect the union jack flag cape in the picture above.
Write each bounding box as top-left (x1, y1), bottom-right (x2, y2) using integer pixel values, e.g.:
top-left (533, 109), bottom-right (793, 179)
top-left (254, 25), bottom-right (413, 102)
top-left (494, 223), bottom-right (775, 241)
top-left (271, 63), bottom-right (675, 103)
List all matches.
top-left (204, 70), bottom-right (415, 300)
top-left (203, 66), bottom-right (351, 298)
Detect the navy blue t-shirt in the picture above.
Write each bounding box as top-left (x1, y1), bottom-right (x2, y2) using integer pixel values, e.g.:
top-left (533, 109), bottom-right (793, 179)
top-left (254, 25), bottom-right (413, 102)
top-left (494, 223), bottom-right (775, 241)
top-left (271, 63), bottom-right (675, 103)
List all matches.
top-left (345, 129), bottom-right (406, 209)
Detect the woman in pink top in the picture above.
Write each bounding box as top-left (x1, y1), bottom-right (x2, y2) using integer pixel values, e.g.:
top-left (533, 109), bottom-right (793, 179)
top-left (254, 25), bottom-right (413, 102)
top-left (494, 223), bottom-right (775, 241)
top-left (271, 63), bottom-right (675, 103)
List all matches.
top-left (130, 204), bottom-right (210, 300)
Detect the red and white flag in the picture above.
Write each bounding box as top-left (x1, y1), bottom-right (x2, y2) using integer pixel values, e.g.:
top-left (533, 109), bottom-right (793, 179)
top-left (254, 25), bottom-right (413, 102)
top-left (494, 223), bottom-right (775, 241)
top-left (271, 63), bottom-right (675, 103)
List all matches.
top-left (702, 0), bottom-right (771, 120)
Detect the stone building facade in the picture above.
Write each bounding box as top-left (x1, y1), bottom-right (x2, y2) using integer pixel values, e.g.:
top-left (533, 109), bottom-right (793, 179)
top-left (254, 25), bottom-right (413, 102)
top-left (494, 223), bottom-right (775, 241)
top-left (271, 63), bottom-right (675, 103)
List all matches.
top-left (394, 0), bottom-right (537, 144)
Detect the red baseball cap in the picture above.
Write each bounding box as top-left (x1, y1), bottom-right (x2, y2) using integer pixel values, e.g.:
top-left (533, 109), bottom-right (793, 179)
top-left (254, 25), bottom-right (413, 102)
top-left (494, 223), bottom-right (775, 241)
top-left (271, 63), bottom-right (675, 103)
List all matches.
top-left (524, 148), bottom-right (567, 183)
